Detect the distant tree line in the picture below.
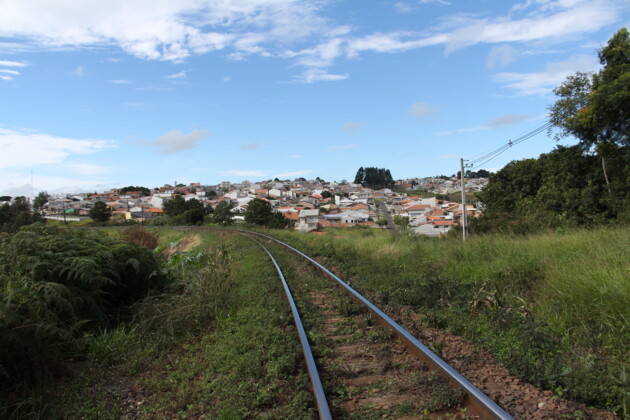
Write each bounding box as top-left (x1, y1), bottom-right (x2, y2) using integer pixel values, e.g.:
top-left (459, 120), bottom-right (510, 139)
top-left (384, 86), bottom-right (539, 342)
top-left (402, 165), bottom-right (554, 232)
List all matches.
top-left (120, 186), bottom-right (151, 196)
top-left (354, 167), bottom-right (394, 189)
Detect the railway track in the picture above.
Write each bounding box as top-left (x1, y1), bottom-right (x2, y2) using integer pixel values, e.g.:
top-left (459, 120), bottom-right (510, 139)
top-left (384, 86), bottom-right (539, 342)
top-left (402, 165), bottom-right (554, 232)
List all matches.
top-left (224, 229), bottom-right (513, 420)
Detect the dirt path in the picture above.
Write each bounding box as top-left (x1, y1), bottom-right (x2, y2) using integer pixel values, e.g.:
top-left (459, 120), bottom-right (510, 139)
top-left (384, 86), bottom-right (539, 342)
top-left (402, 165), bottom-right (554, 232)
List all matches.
top-left (308, 288), bottom-right (474, 419)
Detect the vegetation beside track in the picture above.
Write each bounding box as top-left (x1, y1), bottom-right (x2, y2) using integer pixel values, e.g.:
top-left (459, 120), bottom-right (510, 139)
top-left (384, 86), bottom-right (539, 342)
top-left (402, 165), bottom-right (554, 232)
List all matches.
top-left (2, 228), bottom-right (315, 418)
top-left (266, 225), bottom-right (630, 417)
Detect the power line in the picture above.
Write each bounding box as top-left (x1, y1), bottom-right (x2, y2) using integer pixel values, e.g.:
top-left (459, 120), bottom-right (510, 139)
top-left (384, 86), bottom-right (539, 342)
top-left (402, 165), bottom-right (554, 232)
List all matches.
top-left (466, 121), bottom-right (552, 170)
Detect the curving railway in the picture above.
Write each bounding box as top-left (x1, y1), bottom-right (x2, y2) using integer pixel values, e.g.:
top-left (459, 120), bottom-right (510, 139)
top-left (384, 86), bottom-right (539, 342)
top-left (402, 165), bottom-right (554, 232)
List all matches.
top-left (221, 228), bottom-right (514, 420)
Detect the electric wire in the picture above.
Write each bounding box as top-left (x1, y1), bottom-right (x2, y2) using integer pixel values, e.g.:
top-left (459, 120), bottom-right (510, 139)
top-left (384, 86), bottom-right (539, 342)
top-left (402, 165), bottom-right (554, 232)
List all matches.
top-left (466, 121), bottom-right (552, 170)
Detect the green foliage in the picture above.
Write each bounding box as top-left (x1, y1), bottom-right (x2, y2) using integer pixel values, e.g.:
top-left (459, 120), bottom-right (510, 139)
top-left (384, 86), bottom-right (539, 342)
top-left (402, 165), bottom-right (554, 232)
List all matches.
top-left (50, 233), bottom-right (314, 419)
top-left (0, 197), bottom-right (41, 233)
top-left (0, 226), bottom-right (164, 411)
top-left (354, 166), bottom-right (394, 189)
top-left (163, 196), bottom-right (208, 225)
top-left (119, 186), bottom-right (151, 196)
top-left (89, 201), bottom-right (112, 222)
top-left (474, 145), bottom-right (630, 233)
top-left (550, 28), bottom-right (630, 150)
top-left (211, 200), bottom-right (234, 225)
top-left (244, 198), bottom-right (289, 228)
top-left (32, 192), bottom-right (50, 211)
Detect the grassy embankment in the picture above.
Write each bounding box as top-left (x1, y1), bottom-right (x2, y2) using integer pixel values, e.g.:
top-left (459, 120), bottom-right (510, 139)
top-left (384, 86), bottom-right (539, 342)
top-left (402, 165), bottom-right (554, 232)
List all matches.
top-left (267, 225), bottom-right (629, 417)
top-left (5, 228), bottom-right (315, 419)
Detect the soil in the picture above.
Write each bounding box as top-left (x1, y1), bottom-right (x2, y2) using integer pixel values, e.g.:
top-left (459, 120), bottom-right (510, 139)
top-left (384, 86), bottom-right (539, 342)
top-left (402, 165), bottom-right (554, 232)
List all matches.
top-left (308, 287), bottom-right (474, 419)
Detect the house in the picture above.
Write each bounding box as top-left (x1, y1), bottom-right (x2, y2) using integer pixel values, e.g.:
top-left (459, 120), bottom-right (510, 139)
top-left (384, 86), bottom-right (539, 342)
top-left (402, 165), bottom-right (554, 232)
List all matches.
top-left (297, 209), bottom-right (319, 232)
top-left (322, 210), bottom-right (369, 224)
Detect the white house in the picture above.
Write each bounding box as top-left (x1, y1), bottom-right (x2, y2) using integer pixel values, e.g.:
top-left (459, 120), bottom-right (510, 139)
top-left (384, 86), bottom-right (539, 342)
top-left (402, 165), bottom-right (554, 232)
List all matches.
top-left (297, 209), bottom-right (319, 232)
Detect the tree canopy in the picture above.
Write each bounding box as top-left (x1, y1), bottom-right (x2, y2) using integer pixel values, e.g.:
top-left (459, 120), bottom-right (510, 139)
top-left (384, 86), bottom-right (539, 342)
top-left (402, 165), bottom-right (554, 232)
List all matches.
top-left (120, 186), bottom-right (151, 196)
top-left (212, 201), bottom-right (234, 225)
top-left (473, 144), bottom-right (629, 233)
top-left (244, 198), bottom-right (289, 229)
top-left (0, 197), bottom-right (41, 232)
top-left (354, 167), bottom-right (394, 189)
top-left (89, 201), bottom-right (112, 222)
top-left (163, 195), bottom-right (208, 225)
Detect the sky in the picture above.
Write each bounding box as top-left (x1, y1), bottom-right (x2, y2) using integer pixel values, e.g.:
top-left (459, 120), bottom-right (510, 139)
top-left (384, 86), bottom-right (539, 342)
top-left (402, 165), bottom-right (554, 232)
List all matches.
top-left (1, 0), bottom-right (629, 196)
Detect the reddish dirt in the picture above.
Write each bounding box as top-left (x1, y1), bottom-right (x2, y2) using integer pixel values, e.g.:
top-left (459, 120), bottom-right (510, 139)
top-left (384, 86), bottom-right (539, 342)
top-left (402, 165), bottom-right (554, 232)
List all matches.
top-left (309, 289), bottom-right (475, 419)
top-left (385, 306), bottom-right (618, 420)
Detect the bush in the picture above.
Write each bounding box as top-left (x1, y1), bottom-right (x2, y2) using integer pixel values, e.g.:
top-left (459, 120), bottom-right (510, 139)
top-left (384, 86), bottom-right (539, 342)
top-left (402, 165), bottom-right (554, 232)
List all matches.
top-left (0, 226), bottom-right (165, 409)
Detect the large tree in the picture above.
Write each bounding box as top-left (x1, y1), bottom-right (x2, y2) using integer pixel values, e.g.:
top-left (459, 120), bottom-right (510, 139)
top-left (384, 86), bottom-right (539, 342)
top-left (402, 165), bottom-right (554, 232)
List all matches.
top-left (33, 191), bottom-right (50, 212)
top-left (212, 201), bottom-right (234, 225)
top-left (244, 198), bottom-right (273, 226)
top-left (89, 201), bottom-right (112, 222)
top-left (549, 28), bottom-right (630, 196)
top-left (244, 198), bottom-right (288, 228)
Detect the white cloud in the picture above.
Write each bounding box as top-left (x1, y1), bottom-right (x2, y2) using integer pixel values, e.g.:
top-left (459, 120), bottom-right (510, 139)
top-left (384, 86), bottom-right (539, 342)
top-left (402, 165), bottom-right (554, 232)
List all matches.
top-left (0, 172), bottom-right (116, 196)
top-left (0, 60), bottom-right (28, 67)
top-left (0, 127), bottom-right (115, 169)
top-left (325, 144), bottom-right (358, 152)
top-left (438, 114), bottom-right (533, 135)
top-left (166, 70), bottom-right (186, 79)
top-left (409, 102), bottom-right (439, 117)
top-left (487, 45), bottom-right (518, 69)
top-left (148, 129), bottom-right (211, 154)
top-left (240, 143), bottom-right (259, 150)
top-left (0, 0), bottom-right (623, 83)
top-left (486, 114), bottom-right (532, 127)
top-left (72, 66), bottom-right (85, 76)
top-left (340, 121), bottom-right (367, 134)
top-left (66, 163), bottom-right (109, 176)
top-left (108, 79), bottom-right (131, 84)
top-left (288, 154), bottom-right (303, 158)
top-left (297, 68), bottom-right (348, 83)
top-left (493, 54), bottom-right (599, 95)
top-left (0, 0), bottom-right (332, 62)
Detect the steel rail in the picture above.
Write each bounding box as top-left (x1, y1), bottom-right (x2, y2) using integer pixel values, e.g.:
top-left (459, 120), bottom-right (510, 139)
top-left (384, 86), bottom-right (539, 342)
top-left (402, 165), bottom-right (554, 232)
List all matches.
top-left (235, 229), bottom-right (514, 420)
top-left (235, 232), bottom-right (333, 420)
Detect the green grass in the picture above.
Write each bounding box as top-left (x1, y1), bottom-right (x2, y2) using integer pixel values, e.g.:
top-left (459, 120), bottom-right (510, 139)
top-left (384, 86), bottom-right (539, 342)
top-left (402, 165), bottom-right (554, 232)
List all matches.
top-left (46, 230), bottom-right (316, 419)
top-left (268, 225), bottom-right (630, 416)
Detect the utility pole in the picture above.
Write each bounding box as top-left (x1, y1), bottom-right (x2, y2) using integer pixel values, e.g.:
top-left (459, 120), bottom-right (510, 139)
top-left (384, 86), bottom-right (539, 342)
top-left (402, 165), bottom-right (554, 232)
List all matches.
top-left (460, 158), bottom-right (468, 242)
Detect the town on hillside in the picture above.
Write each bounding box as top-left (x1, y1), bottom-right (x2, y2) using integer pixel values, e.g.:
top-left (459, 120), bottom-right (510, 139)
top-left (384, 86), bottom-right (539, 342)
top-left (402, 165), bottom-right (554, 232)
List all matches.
top-left (32, 176), bottom-right (489, 236)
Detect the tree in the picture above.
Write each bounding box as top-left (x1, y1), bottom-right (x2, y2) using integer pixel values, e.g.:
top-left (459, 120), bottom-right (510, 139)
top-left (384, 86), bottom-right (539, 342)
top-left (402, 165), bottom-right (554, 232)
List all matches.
top-left (89, 201), bottom-right (111, 222)
top-left (354, 167), bottom-right (394, 189)
top-left (321, 190), bottom-right (332, 199)
top-left (163, 195), bottom-right (187, 216)
top-left (549, 28), bottom-right (630, 196)
top-left (244, 198), bottom-right (273, 226)
top-left (244, 198), bottom-right (289, 228)
top-left (212, 201), bottom-right (234, 225)
top-left (33, 191), bottom-right (50, 212)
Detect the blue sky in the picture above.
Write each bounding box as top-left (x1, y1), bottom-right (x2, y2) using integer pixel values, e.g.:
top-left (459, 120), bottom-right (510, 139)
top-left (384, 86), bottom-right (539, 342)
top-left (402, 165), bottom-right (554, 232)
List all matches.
top-left (1, 0), bottom-right (628, 195)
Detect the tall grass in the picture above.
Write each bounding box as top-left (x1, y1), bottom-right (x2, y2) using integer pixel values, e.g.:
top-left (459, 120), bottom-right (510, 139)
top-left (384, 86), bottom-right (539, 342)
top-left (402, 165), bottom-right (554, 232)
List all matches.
top-left (270, 225), bottom-right (630, 415)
